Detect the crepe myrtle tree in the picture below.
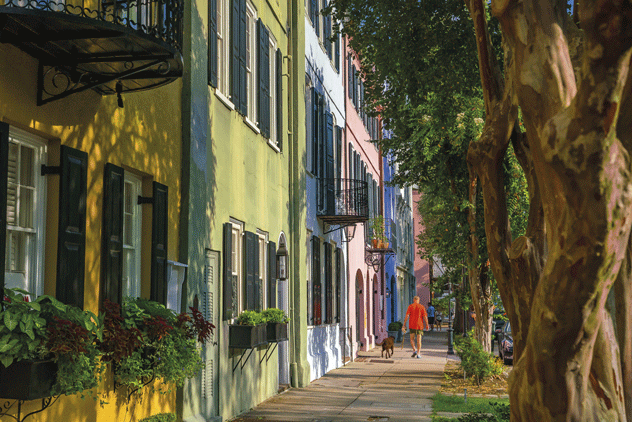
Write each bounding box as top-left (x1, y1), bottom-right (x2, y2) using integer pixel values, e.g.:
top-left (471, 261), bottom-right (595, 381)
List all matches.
top-left (327, 0), bottom-right (632, 419)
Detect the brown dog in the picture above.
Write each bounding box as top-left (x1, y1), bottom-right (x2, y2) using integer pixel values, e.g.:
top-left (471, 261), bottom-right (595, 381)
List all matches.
top-left (376, 336), bottom-right (395, 358)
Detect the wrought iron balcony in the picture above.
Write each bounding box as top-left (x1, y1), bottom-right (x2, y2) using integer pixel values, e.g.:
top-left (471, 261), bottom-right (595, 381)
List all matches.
top-left (0, 0), bottom-right (183, 104)
top-left (317, 178), bottom-right (369, 228)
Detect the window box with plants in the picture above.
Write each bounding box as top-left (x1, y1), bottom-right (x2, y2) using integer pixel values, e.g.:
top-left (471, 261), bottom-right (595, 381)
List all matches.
top-left (99, 298), bottom-right (215, 396)
top-left (262, 308), bottom-right (289, 343)
top-left (368, 216), bottom-right (389, 249)
top-left (0, 288), bottom-right (103, 401)
top-left (229, 310), bottom-right (267, 349)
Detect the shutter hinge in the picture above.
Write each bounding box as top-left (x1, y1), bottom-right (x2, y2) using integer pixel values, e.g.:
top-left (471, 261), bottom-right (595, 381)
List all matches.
top-left (41, 165), bottom-right (61, 176)
top-left (137, 196), bottom-right (154, 205)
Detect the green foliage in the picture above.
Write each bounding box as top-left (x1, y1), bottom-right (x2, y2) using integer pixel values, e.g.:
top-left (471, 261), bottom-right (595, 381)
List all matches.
top-left (454, 334), bottom-right (503, 385)
top-left (368, 216), bottom-right (387, 241)
top-left (431, 393), bottom-right (509, 421)
top-left (387, 321), bottom-right (402, 331)
top-left (139, 413), bottom-right (176, 422)
top-left (236, 310), bottom-right (265, 326)
top-left (261, 308), bottom-right (289, 323)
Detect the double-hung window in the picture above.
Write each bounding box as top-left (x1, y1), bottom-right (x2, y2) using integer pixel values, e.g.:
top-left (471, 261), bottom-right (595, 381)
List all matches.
top-left (4, 128), bottom-right (46, 297)
top-left (246, 2), bottom-right (257, 125)
top-left (217, 0), bottom-right (230, 94)
top-left (257, 230), bottom-right (267, 310)
top-left (230, 220), bottom-right (244, 313)
top-left (122, 172), bottom-right (142, 299)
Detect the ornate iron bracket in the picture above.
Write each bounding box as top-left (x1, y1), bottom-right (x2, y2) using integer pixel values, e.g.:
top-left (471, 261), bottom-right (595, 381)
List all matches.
top-left (365, 247), bottom-right (395, 272)
top-left (0, 396), bottom-right (60, 422)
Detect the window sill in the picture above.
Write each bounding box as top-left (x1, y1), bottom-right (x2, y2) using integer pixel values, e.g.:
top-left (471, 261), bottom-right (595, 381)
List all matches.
top-left (267, 139), bottom-right (281, 153)
top-left (243, 116), bottom-right (261, 134)
top-left (215, 90), bottom-right (235, 111)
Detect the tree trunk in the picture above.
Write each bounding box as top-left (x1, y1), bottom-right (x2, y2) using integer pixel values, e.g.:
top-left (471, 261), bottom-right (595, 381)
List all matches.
top-left (465, 0), bottom-right (632, 419)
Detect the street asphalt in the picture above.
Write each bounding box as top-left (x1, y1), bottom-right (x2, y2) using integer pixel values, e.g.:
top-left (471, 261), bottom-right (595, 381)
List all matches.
top-left (229, 329), bottom-right (456, 422)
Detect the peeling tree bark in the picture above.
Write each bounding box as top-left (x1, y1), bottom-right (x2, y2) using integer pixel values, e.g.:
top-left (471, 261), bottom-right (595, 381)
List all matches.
top-left (464, 0), bottom-right (632, 419)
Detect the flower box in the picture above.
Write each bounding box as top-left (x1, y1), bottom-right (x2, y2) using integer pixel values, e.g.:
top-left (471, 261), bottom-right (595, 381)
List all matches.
top-left (0, 360), bottom-right (57, 400)
top-left (229, 324), bottom-right (267, 349)
top-left (266, 322), bottom-right (288, 343)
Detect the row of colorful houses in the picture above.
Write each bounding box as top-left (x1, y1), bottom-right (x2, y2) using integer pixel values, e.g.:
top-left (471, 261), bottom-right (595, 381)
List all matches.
top-left (0, 0), bottom-right (430, 420)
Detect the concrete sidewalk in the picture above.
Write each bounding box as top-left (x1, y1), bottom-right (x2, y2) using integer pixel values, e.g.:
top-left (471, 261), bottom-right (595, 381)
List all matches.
top-left (230, 330), bottom-right (453, 422)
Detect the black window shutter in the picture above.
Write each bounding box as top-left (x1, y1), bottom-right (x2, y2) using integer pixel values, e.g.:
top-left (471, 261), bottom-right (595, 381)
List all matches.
top-left (208, 0), bottom-right (218, 86)
top-left (325, 112), bottom-right (335, 215)
top-left (150, 182), bottom-right (168, 305)
top-left (310, 0), bottom-right (317, 27)
top-left (314, 0), bottom-right (320, 36)
top-left (348, 57), bottom-right (353, 100)
top-left (334, 33), bottom-right (340, 72)
top-left (311, 88), bottom-right (319, 175)
top-left (0, 122), bottom-right (8, 290)
top-left (276, 48), bottom-right (283, 150)
top-left (222, 222), bottom-right (234, 320)
top-left (312, 236), bottom-right (321, 325)
top-left (57, 145), bottom-right (88, 309)
top-left (324, 242), bottom-right (332, 324)
top-left (268, 241), bottom-right (276, 308)
top-left (258, 19), bottom-right (270, 139)
top-left (335, 247), bottom-right (341, 322)
top-left (324, 12), bottom-right (331, 59)
top-left (101, 163), bottom-right (124, 307)
top-left (230, 0), bottom-right (241, 111)
top-left (244, 231), bottom-right (258, 311)
top-left (238, 0), bottom-right (247, 115)
top-left (335, 126), bottom-right (342, 178)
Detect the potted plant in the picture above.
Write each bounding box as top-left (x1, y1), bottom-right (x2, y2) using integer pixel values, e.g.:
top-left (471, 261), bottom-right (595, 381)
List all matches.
top-left (368, 216), bottom-right (387, 248)
top-left (387, 321), bottom-right (403, 343)
top-left (99, 298), bottom-right (214, 395)
top-left (262, 308), bottom-right (289, 343)
top-left (229, 310), bottom-right (267, 349)
top-left (0, 288), bottom-right (103, 401)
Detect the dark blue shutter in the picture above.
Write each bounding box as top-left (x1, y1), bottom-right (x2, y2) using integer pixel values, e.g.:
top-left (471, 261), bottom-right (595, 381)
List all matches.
top-left (57, 145), bottom-right (88, 309)
top-left (258, 19), bottom-right (270, 139)
top-left (223, 223), bottom-right (234, 320)
top-left (348, 57), bottom-right (353, 100)
top-left (310, 0), bottom-right (317, 28)
top-left (324, 9), bottom-right (332, 59)
top-left (231, 0), bottom-right (246, 114)
top-left (150, 182), bottom-right (168, 305)
top-left (334, 33), bottom-right (340, 72)
top-left (324, 242), bottom-right (332, 324)
top-left (335, 247), bottom-right (341, 322)
top-left (101, 163), bottom-right (124, 306)
top-left (268, 241), bottom-right (276, 308)
top-left (0, 123), bottom-right (8, 289)
top-left (314, 0), bottom-right (319, 37)
top-left (325, 112), bottom-right (335, 215)
top-left (276, 48), bottom-right (283, 150)
top-left (244, 231), bottom-right (259, 310)
top-left (312, 236), bottom-right (321, 325)
top-left (208, 0), bottom-right (218, 86)
top-left (311, 88), bottom-right (319, 175)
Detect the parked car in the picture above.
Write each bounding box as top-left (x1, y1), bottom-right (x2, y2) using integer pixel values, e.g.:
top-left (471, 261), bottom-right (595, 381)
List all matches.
top-left (497, 321), bottom-right (513, 365)
top-left (491, 309), bottom-right (507, 351)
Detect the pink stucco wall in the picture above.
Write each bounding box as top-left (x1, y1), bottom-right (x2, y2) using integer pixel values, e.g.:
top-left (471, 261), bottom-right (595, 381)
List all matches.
top-left (344, 37), bottom-right (386, 354)
top-left (413, 189), bottom-right (431, 308)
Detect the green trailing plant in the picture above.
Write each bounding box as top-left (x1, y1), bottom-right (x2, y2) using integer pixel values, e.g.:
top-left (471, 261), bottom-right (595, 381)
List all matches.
top-left (454, 332), bottom-right (503, 385)
top-left (0, 288), bottom-right (103, 398)
top-left (236, 310), bottom-right (265, 326)
top-left (139, 413), bottom-right (176, 422)
top-left (261, 308), bottom-right (289, 323)
top-left (100, 298), bottom-right (214, 396)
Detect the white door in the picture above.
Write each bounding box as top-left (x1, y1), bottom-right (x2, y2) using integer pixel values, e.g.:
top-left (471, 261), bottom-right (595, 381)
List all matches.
top-left (202, 250), bottom-right (220, 418)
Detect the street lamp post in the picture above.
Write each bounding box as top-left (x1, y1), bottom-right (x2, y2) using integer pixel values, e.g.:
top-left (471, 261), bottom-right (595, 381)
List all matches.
top-left (447, 281), bottom-right (454, 355)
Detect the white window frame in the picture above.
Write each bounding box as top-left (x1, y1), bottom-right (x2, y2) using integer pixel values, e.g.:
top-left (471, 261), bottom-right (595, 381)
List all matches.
top-left (257, 230), bottom-right (268, 310)
top-left (216, 0), bottom-right (230, 96)
top-left (230, 219), bottom-right (244, 313)
top-left (269, 34), bottom-right (278, 148)
top-left (4, 128), bottom-right (47, 297)
top-left (245, 2), bottom-right (258, 125)
top-left (122, 172), bottom-right (142, 300)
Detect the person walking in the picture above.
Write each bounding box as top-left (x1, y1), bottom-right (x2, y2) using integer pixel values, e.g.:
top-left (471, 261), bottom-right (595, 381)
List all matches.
top-left (403, 296), bottom-right (429, 358)
top-left (427, 302), bottom-right (436, 331)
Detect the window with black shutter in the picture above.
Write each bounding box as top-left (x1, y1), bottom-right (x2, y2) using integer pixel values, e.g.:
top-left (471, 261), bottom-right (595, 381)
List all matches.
top-left (0, 123), bottom-right (8, 289)
top-left (56, 145), bottom-right (88, 309)
top-left (257, 19), bottom-right (270, 138)
top-left (231, 0), bottom-right (247, 115)
top-left (312, 236), bottom-right (321, 325)
top-left (324, 242), bottom-right (332, 324)
top-left (208, 0), bottom-right (218, 86)
top-left (334, 33), bottom-right (340, 72)
top-left (268, 241), bottom-right (276, 308)
top-left (311, 88), bottom-right (321, 176)
top-left (101, 163), bottom-right (124, 306)
top-left (222, 222), bottom-right (234, 320)
top-left (276, 48), bottom-right (283, 150)
top-left (324, 112), bottom-right (335, 215)
top-left (348, 56), bottom-right (353, 100)
top-left (335, 247), bottom-right (341, 323)
top-left (243, 231), bottom-right (260, 310)
top-left (150, 182), bottom-right (169, 305)
top-left (324, 4), bottom-right (332, 59)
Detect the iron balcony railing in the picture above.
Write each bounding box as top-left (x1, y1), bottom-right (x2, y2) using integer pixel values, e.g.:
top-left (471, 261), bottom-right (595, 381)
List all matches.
top-left (0, 0), bottom-right (184, 52)
top-left (317, 178), bottom-right (369, 225)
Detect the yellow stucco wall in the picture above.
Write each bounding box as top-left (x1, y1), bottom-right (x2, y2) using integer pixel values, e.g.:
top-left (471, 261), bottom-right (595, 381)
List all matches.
top-left (0, 40), bottom-right (182, 421)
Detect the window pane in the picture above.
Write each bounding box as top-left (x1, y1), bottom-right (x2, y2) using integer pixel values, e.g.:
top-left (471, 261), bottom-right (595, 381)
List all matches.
top-left (20, 145), bottom-right (34, 188)
top-left (18, 187), bottom-right (34, 229)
